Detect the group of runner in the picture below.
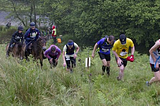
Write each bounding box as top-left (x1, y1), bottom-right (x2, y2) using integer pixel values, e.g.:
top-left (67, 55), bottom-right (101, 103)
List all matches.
top-left (92, 34), bottom-right (160, 86)
top-left (92, 34), bottom-right (135, 81)
top-left (44, 40), bottom-right (79, 72)
top-left (6, 22), bottom-right (160, 85)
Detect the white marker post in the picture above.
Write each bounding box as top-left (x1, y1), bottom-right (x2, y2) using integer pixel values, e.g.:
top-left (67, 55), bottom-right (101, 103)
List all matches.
top-left (85, 57), bottom-right (91, 68)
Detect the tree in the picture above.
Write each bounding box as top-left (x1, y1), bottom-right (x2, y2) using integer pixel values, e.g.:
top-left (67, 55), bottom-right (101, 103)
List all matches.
top-left (0, 0), bottom-right (43, 27)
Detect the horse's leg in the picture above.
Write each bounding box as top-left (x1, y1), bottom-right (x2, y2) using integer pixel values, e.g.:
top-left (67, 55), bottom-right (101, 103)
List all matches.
top-left (25, 50), bottom-right (29, 61)
top-left (40, 55), bottom-right (43, 68)
top-left (12, 45), bottom-right (17, 57)
top-left (20, 50), bottom-right (23, 60)
top-left (40, 59), bottom-right (43, 67)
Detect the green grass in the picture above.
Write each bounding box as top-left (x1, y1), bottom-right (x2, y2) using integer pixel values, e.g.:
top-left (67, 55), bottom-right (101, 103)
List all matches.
top-left (0, 41), bottom-right (160, 106)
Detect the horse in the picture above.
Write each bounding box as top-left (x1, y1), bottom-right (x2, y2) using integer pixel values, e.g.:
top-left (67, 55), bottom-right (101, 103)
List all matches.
top-left (6, 42), bottom-right (25, 60)
top-left (25, 36), bottom-right (47, 67)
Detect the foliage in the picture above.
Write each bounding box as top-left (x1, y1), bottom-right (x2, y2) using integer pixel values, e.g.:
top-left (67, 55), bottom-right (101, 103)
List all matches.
top-left (0, 26), bottom-right (17, 44)
top-left (41, 0), bottom-right (160, 47)
top-left (0, 0), bottom-right (160, 47)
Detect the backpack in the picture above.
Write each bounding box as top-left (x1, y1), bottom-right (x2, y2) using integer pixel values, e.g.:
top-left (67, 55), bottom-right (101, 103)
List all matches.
top-left (57, 38), bottom-right (61, 43)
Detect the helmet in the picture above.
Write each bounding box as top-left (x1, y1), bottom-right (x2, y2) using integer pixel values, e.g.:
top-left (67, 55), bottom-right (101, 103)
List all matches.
top-left (18, 26), bottom-right (23, 31)
top-left (30, 22), bottom-right (35, 26)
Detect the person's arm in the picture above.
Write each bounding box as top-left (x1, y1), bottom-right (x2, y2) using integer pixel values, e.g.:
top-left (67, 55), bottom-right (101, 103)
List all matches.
top-left (35, 29), bottom-right (40, 40)
top-left (12, 32), bottom-right (16, 42)
top-left (92, 43), bottom-right (98, 58)
top-left (112, 50), bottom-right (122, 66)
top-left (112, 50), bottom-right (120, 60)
top-left (112, 41), bottom-right (122, 66)
top-left (131, 46), bottom-right (135, 55)
top-left (75, 46), bottom-right (80, 54)
top-left (24, 30), bottom-right (30, 41)
top-left (73, 43), bottom-right (79, 59)
top-left (129, 39), bottom-right (135, 56)
top-left (44, 50), bottom-right (51, 60)
top-left (149, 41), bottom-right (160, 63)
top-left (37, 29), bottom-right (41, 36)
top-left (62, 51), bottom-right (66, 65)
top-left (63, 45), bottom-right (67, 66)
top-left (56, 49), bottom-right (61, 59)
top-left (21, 33), bottom-right (24, 43)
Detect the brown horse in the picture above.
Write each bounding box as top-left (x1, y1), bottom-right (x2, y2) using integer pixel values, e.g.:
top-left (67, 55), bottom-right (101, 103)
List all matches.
top-left (25, 36), bottom-right (47, 67)
top-left (6, 42), bottom-right (25, 59)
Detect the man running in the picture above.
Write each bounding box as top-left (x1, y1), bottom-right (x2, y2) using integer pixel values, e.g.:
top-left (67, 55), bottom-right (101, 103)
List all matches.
top-left (44, 45), bottom-right (61, 68)
top-left (92, 35), bottom-right (115, 76)
top-left (112, 34), bottom-right (135, 81)
top-left (63, 40), bottom-right (80, 72)
top-left (146, 39), bottom-right (160, 86)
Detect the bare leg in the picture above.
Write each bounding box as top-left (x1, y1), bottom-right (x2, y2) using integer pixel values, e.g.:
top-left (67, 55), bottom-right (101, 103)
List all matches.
top-left (117, 65), bottom-right (125, 80)
top-left (149, 71), bottom-right (160, 84)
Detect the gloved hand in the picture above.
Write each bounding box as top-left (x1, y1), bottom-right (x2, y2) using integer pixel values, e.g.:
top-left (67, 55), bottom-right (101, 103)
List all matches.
top-left (30, 37), bottom-right (35, 41)
top-left (126, 55), bottom-right (134, 62)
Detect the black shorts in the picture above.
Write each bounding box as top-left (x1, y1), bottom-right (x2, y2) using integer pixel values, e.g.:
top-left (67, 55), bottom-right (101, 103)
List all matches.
top-left (115, 57), bottom-right (127, 67)
top-left (98, 52), bottom-right (111, 61)
top-left (65, 57), bottom-right (76, 69)
top-left (150, 63), bottom-right (160, 72)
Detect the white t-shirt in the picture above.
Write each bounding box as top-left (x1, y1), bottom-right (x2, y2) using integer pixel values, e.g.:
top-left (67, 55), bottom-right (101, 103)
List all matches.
top-left (63, 43), bottom-right (79, 59)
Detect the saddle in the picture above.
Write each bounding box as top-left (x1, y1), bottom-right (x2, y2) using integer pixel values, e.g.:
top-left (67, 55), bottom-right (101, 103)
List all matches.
top-left (10, 41), bottom-right (22, 50)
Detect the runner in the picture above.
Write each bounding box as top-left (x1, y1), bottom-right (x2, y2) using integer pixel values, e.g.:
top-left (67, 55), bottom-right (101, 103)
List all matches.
top-left (92, 35), bottom-right (115, 76)
top-left (112, 34), bottom-right (135, 81)
top-left (146, 39), bottom-right (160, 86)
top-left (62, 40), bottom-right (80, 73)
top-left (44, 45), bottom-right (61, 68)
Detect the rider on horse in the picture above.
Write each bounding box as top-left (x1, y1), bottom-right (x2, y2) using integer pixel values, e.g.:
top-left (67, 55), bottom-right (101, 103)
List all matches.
top-left (24, 22), bottom-right (41, 54)
top-left (6, 26), bottom-right (24, 57)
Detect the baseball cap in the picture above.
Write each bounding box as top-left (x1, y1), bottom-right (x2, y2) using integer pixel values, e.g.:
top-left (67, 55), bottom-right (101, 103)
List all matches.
top-left (119, 34), bottom-right (126, 45)
top-left (68, 40), bottom-right (74, 45)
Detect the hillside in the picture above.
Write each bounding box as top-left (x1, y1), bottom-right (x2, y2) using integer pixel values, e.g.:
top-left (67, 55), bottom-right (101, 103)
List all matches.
top-left (0, 40), bottom-right (159, 106)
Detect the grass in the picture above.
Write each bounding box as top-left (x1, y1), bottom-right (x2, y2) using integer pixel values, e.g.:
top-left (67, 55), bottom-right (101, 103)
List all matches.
top-left (0, 40), bottom-right (160, 106)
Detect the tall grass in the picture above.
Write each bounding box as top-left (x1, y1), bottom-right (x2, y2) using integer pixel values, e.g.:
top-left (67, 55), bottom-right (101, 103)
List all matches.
top-left (0, 42), bottom-right (160, 106)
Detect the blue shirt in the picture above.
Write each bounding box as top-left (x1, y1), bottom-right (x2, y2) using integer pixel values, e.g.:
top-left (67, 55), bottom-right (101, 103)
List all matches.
top-left (24, 28), bottom-right (40, 43)
top-left (97, 38), bottom-right (113, 55)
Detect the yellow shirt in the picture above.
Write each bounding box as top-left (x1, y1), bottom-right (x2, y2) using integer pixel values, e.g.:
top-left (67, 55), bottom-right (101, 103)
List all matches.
top-left (112, 38), bottom-right (134, 59)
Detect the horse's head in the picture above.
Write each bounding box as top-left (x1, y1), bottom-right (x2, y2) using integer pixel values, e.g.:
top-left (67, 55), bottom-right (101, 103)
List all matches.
top-left (37, 36), bottom-right (47, 51)
top-left (17, 41), bottom-right (23, 48)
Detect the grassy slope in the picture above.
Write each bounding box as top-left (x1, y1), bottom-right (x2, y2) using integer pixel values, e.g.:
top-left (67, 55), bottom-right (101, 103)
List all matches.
top-left (0, 39), bottom-right (160, 106)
